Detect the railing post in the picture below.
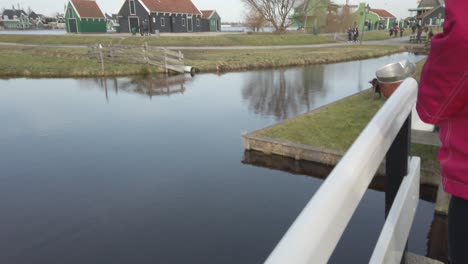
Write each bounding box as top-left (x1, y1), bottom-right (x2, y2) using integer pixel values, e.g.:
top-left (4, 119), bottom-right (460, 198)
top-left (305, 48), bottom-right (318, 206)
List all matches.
top-left (385, 113), bottom-right (411, 263)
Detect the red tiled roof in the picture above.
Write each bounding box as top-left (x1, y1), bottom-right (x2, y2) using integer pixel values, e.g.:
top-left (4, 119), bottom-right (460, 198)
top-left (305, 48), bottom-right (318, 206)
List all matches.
top-left (71, 0), bottom-right (105, 18)
top-left (141, 0), bottom-right (201, 15)
top-left (201, 10), bottom-right (214, 19)
top-left (370, 9), bottom-right (396, 18)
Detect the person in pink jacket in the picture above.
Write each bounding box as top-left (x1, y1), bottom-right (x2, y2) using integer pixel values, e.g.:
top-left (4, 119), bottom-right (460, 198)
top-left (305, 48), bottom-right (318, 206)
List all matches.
top-left (416, 0), bottom-right (468, 263)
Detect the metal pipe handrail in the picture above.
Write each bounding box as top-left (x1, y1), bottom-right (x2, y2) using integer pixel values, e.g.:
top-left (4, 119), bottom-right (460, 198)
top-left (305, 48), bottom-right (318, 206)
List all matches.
top-left (265, 78), bottom-right (419, 264)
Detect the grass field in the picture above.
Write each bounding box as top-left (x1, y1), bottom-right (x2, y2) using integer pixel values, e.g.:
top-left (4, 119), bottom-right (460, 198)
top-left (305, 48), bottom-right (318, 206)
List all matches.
top-left (0, 33), bottom-right (336, 47)
top-left (185, 45), bottom-right (406, 72)
top-left (0, 45), bottom-right (406, 77)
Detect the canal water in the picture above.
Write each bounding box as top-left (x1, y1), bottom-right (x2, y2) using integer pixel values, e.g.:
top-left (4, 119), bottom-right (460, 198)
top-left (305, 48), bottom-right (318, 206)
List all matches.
top-left (0, 53), bottom-right (438, 264)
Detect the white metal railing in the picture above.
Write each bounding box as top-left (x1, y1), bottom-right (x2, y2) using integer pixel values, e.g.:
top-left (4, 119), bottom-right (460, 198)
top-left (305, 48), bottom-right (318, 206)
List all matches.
top-left (265, 78), bottom-right (420, 264)
top-left (370, 157), bottom-right (420, 263)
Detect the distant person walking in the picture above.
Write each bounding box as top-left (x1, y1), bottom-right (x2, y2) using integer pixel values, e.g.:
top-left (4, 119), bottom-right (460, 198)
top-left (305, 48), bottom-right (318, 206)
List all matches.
top-left (389, 27), bottom-right (394, 37)
top-left (417, 0), bottom-right (468, 263)
top-left (393, 24), bottom-right (399, 38)
top-left (139, 21), bottom-right (144, 36)
top-left (353, 27), bottom-right (359, 42)
top-left (347, 27), bottom-right (353, 42)
top-left (400, 27), bottom-right (404, 37)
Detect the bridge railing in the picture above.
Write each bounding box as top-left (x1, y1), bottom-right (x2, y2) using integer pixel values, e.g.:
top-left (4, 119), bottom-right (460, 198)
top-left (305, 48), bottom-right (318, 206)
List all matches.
top-left (265, 78), bottom-right (420, 264)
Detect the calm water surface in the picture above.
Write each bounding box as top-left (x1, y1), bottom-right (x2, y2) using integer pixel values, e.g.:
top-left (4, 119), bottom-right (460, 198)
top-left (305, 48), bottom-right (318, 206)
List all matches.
top-left (0, 53), bottom-right (438, 264)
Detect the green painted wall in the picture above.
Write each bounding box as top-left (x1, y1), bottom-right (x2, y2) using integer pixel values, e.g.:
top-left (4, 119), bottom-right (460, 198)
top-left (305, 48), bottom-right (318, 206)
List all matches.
top-left (293, 0), bottom-right (330, 32)
top-left (355, 3), bottom-right (371, 31)
top-left (208, 12), bottom-right (221, 32)
top-left (355, 3), bottom-right (397, 31)
top-left (65, 1), bottom-right (106, 33)
top-left (79, 18), bottom-right (107, 32)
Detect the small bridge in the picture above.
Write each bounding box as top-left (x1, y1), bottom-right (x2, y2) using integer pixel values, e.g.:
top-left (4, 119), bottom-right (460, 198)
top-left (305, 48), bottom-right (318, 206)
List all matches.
top-left (88, 43), bottom-right (193, 74)
top-left (265, 79), bottom-right (442, 264)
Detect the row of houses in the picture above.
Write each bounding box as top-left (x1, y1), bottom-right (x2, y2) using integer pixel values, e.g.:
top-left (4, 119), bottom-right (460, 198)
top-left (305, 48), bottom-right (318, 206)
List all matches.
top-left (1, 9), bottom-right (31, 29)
top-left (358, 0), bottom-right (445, 31)
top-left (294, 0), bottom-right (445, 34)
top-left (0, 8), bottom-right (65, 29)
top-left (64, 0), bottom-right (221, 34)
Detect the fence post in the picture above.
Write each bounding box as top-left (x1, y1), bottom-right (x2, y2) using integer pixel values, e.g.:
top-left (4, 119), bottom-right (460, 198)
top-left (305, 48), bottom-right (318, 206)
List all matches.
top-left (165, 51), bottom-right (168, 74)
top-left (385, 113), bottom-right (411, 263)
top-left (144, 42), bottom-right (149, 65)
top-left (109, 44), bottom-right (113, 58)
top-left (98, 44), bottom-right (105, 74)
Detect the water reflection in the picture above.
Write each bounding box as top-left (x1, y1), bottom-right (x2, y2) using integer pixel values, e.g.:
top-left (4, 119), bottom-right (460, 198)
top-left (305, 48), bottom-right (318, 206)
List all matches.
top-left (80, 74), bottom-right (193, 101)
top-left (242, 150), bottom-right (437, 202)
top-left (0, 53), bottom-right (433, 264)
top-left (241, 68), bottom-right (325, 120)
top-left (243, 150), bottom-right (448, 263)
top-left (241, 53), bottom-right (426, 120)
top-left (71, 52), bottom-right (426, 120)
top-left (428, 214), bottom-right (449, 263)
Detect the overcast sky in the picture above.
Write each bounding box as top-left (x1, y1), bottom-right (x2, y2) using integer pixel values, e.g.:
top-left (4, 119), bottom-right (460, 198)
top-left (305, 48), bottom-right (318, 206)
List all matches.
top-left (0, 0), bottom-right (421, 22)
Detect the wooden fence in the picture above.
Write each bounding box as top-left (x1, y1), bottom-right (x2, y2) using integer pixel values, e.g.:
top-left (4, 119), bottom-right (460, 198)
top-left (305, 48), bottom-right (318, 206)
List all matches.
top-left (88, 43), bottom-right (188, 74)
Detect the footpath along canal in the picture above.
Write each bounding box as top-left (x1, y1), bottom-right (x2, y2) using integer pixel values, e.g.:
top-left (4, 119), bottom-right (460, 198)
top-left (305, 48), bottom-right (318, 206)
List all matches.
top-left (0, 52), bottom-right (442, 264)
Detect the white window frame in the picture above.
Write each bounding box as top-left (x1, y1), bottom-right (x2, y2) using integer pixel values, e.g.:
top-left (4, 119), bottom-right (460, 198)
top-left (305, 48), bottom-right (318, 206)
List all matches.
top-left (129, 0), bottom-right (136, 15)
top-left (160, 17), bottom-right (165, 27)
top-left (196, 18), bottom-right (200, 26)
top-left (182, 18), bottom-right (186, 26)
top-left (153, 17), bottom-right (156, 23)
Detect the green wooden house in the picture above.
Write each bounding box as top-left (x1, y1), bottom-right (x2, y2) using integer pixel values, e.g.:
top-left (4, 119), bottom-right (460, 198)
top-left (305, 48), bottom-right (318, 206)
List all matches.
top-left (292, 0), bottom-right (330, 33)
top-left (355, 3), bottom-right (396, 31)
top-left (65, 0), bottom-right (106, 33)
top-left (201, 10), bottom-right (221, 32)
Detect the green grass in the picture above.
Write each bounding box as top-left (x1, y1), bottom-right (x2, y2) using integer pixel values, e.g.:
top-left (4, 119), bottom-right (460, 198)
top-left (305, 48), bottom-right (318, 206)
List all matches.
top-left (0, 33), bottom-right (336, 47)
top-left (0, 45), bottom-right (406, 77)
top-left (255, 60), bottom-right (439, 173)
top-left (0, 46), bottom-right (158, 77)
top-left (360, 30), bottom-right (412, 41)
top-left (185, 45), bottom-right (406, 72)
top-left (257, 90), bottom-right (384, 150)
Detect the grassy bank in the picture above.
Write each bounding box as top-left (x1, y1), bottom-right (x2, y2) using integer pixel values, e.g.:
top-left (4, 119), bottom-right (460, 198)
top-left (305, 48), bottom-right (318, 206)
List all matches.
top-left (255, 60), bottom-right (439, 173)
top-left (185, 45), bottom-right (406, 72)
top-left (0, 45), bottom-right (406, 78)
top-left (0, 33), bottom-right (336, 47)
top-left (0, 46), bottom-right (146, 77)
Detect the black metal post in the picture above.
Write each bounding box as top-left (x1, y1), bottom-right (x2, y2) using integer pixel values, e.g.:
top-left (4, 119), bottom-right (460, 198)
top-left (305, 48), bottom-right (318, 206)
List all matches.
top-left (385, 114), bottom-right (411, 263)
top-left (385, 114), bottom-right (411, 216)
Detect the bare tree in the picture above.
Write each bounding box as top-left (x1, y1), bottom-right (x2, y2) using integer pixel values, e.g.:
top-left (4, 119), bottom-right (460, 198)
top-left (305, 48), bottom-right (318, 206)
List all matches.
top-left (242, 0), bottom-right (297, 33)
top-left (244, 8), bottom-right (267, 32)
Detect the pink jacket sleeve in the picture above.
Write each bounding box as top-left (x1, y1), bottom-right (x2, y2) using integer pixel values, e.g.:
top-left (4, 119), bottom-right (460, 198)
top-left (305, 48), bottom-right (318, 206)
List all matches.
top-left (416, 0), bottom-right (468, 124)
